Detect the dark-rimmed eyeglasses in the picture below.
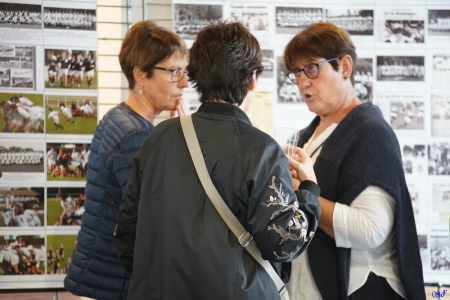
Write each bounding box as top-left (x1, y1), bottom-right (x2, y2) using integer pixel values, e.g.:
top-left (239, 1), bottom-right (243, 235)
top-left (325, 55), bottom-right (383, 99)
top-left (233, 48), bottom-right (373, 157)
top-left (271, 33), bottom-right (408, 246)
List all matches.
top-left (287, 57), bottom-right (340, 84)
top-left (153, 67), bottom-right (187, 82)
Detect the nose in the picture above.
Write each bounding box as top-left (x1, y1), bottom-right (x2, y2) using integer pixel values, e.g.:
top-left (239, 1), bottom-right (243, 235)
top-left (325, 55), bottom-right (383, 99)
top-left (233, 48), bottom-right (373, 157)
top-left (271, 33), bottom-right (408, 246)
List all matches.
top-left (296, 71), bottom-right (310, 90)
top-left (178, 73), bottom-right (189, 88)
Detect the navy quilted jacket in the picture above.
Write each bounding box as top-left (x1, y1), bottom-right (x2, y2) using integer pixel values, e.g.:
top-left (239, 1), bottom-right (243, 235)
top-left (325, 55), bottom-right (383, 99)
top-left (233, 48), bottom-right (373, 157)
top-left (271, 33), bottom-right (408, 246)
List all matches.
top-left (64, 102), bottom-right (154, 300)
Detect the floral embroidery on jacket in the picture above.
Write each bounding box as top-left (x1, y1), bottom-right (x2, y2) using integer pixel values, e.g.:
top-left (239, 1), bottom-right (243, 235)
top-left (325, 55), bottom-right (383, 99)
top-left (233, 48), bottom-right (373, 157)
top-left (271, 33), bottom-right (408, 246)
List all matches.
top-left (261, 176), bottom-right (309, 259)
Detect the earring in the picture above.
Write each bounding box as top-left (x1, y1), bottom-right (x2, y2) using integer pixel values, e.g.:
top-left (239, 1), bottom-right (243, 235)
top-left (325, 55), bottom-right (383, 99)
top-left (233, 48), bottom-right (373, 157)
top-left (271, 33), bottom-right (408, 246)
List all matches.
top-left (139, 85), bottom-right (144, 95)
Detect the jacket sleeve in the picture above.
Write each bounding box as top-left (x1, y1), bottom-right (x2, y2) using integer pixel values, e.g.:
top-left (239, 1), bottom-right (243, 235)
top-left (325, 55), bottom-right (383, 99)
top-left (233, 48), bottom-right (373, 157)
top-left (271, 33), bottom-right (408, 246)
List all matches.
top-left (246, 152), bottom-right (321, 263)
top-left (114, 157), bottom-right (142, 275)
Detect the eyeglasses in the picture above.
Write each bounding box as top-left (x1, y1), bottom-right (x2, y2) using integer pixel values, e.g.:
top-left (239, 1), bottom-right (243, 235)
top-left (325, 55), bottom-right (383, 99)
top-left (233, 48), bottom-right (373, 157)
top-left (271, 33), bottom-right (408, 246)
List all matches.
top-left (287, 57), bottom-right (340, 84)
top-left (153, 67), bottom-right (187, 82)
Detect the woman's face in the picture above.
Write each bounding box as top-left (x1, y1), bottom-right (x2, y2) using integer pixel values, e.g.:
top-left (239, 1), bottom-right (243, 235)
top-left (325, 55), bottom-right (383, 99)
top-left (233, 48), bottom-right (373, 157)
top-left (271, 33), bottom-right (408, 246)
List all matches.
top-left (294, 57), bottom-right (346, 118)
top-left (142, 50), bottom-right (189, 113)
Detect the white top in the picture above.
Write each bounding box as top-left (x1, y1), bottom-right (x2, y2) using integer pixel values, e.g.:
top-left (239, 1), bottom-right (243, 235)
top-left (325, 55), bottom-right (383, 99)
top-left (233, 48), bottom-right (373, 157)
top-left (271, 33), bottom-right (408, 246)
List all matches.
top-left (287, 124), bottom-right (406, 299)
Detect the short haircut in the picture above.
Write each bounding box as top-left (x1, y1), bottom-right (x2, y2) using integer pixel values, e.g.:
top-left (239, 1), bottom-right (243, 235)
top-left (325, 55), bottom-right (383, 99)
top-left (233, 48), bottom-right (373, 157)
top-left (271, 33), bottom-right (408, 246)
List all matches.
top-left (187, 21), bottom-right (263, 105)
top-left (119, 20), bottom-right (189, 89)
top-left (284, 22), bottom-right (357, 85)
top-left (10, 95), bottom-right (19, 102)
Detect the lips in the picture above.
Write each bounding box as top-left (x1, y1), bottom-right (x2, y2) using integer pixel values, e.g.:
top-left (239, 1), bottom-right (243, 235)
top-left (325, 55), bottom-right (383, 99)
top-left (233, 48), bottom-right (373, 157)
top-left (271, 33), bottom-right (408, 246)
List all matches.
top-left (304, 94), bottom-right (312, 101)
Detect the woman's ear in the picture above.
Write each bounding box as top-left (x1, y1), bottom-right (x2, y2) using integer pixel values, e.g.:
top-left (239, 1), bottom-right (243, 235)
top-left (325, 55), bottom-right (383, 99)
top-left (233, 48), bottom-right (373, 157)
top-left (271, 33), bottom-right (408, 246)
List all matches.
top-left (133, 66), bottom-right (146, 87)
top-left (341, 55), bottom-right (353, 80)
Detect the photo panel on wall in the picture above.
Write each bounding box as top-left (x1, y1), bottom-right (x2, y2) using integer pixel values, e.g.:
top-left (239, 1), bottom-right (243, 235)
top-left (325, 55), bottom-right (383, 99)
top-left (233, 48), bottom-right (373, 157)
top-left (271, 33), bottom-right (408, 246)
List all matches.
top-left (0, 45), bottom-right (36, 90)
top-left (45, 142), bottom-right (90, 182)
top-left (46, 186), bottom-right (85, 227)
top-left (44, 48), bottom-right (97, 90)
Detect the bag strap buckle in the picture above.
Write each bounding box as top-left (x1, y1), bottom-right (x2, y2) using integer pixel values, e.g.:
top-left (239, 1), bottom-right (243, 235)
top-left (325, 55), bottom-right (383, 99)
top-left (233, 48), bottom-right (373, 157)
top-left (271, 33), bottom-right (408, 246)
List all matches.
top-left (238, 231), bottom-right (253, 248)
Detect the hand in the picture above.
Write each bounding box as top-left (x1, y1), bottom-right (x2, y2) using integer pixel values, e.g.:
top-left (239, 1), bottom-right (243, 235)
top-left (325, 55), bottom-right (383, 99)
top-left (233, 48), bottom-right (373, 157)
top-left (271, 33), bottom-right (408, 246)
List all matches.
top-left (287, 147), bottom-right (317, 184)
top-left (170, 99), bottom-right (186, 118)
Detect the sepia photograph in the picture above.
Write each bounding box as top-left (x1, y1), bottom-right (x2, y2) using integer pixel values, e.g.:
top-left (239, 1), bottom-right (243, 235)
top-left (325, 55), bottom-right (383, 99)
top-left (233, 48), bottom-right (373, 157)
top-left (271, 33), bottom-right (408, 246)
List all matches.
top-left (44, 49), bottom-right (97, 90)
top-left (45, 94), bottom-right (97, 135)
top-left (0, 3), bottom-right (42, 29)
top-left (384, 20), bottom-right (425, 43)
top-left (277, 57), bottom-right (303, 103)
top-left (377, 56), bottom-right (425, 81)
top-left (0, 235), bottom-right (46, 275)
top-left (46, 234), bottom-right (77, 275)
top-left (428, 142), bottom-right (450, 175)
top-left (275, 7), bottom-right (323, 34)
top-left (46, 187), bottom-right (85, 226)
top-left (174, 4), bottom-right (222, 40)
top-left (390, 100), bottom-right (425, 130)
top-left (0, 92), bottom-right (44, 133)
top-left (428, 10), bottom-right (450, 36)
top-left (43, 7), bottom-right (96, 31)
top-left (0, 187), bottom-right (44, 227)
top-left (355, 58), bottom-right (373, 102)
top-left (46, 142), bottom-right (90, 181)
top-left (0, 45), bottom-right (35, 89)
top-left (0, 139), bottom-right (44, 173)
top-left (325, 9), bottom-right (373, 36)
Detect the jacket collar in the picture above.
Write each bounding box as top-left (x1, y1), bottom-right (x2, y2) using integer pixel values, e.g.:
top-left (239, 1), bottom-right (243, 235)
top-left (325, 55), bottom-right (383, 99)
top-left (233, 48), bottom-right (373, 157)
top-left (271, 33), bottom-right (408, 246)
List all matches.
top-left (197, 102), bottom-right (251, 125)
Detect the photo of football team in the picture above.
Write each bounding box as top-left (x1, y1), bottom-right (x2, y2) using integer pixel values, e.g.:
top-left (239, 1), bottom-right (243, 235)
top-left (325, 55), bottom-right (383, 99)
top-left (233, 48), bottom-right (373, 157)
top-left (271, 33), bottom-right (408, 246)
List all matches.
top-left (44, 49), bottom-right (97, 90)
top-left (0, 3), bottom-right (42, 29)
top-left (0, 139), bottom-right (44, 173)
top-left (0, 92), bottom-right (44, 133)
top-left (0, 188), bottom-right (44, 227)
top-left (45, 94), bottom-right (97, 135)
top-left (0, 235), bottom-right (46, 275)
top-left (46, 143), bottom-right (90, 181)
top-left (43, 7), bottom-right (96, 31)
top-left (46, 187), bottom-right (85, 226)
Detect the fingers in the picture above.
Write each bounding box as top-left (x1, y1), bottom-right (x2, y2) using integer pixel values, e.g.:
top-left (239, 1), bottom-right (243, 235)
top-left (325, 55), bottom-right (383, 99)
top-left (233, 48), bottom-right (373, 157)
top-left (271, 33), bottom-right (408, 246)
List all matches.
top-left (176, 102), bottom-right (186, 117)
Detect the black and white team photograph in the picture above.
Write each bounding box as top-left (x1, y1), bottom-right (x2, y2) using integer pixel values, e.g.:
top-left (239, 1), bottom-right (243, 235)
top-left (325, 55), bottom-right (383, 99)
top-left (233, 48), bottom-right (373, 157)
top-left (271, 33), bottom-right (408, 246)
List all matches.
top-left (0, 45), bottom-right (35, 89)
top-left (0, 187), bottom-right (44, 227)
top-left (231, 12), bottom-right (268, 31)
top-left (46, 187), bottom-right (85, 226)
top-left (275, 7), bottom-right (323, 34)
top-left (46, 143), bottom-right (90, 181)
top-left (390, 100), bottom-right (425, 130)
top-left (0, 235), bottom-right (46, 276)
top-left (43, 7), bottom-right (96, 31)
top-left (377, 56), bottom-right (425, 81)
top-left (277, 57), bottom-right (302, 103)
top-left (430, 235), bottom-right (450, 271)
top-left (44, 49), bottom-right (97, 89)
top-left (428, 10), bottom-right (450, 36)
top-left (0, 92), bottom-right (44, 133)
top-left (402, 144), bottom-right (427, 175)
top-left (174, 4), bottom-right (222, 40)
top-left (325, 9), bottom-right (373, 36)
top-left (260, 49), bottom-right (274, 79)
top-left (428, 142), bottom-right (450, 175)
top-left (384, 20), bottom-right (425, 43)
top-left (354, 58), bottom-right (373, 102)
top-left (0, 3), bottom-right (42, 29)
top-left (0, 140), bottom-right (44, 173)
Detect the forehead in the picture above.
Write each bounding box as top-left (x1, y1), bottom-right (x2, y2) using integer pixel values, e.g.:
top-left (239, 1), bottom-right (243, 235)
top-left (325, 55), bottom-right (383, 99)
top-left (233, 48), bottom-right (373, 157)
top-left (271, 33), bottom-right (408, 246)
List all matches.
top-left (160, 50), bottom-right (188, 67)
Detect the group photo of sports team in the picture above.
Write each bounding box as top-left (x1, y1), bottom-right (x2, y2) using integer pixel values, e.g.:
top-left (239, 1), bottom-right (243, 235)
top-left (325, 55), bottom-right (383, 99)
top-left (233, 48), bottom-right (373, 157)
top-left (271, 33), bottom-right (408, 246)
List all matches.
top-left (44, 49), bottom-right (97, 90)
